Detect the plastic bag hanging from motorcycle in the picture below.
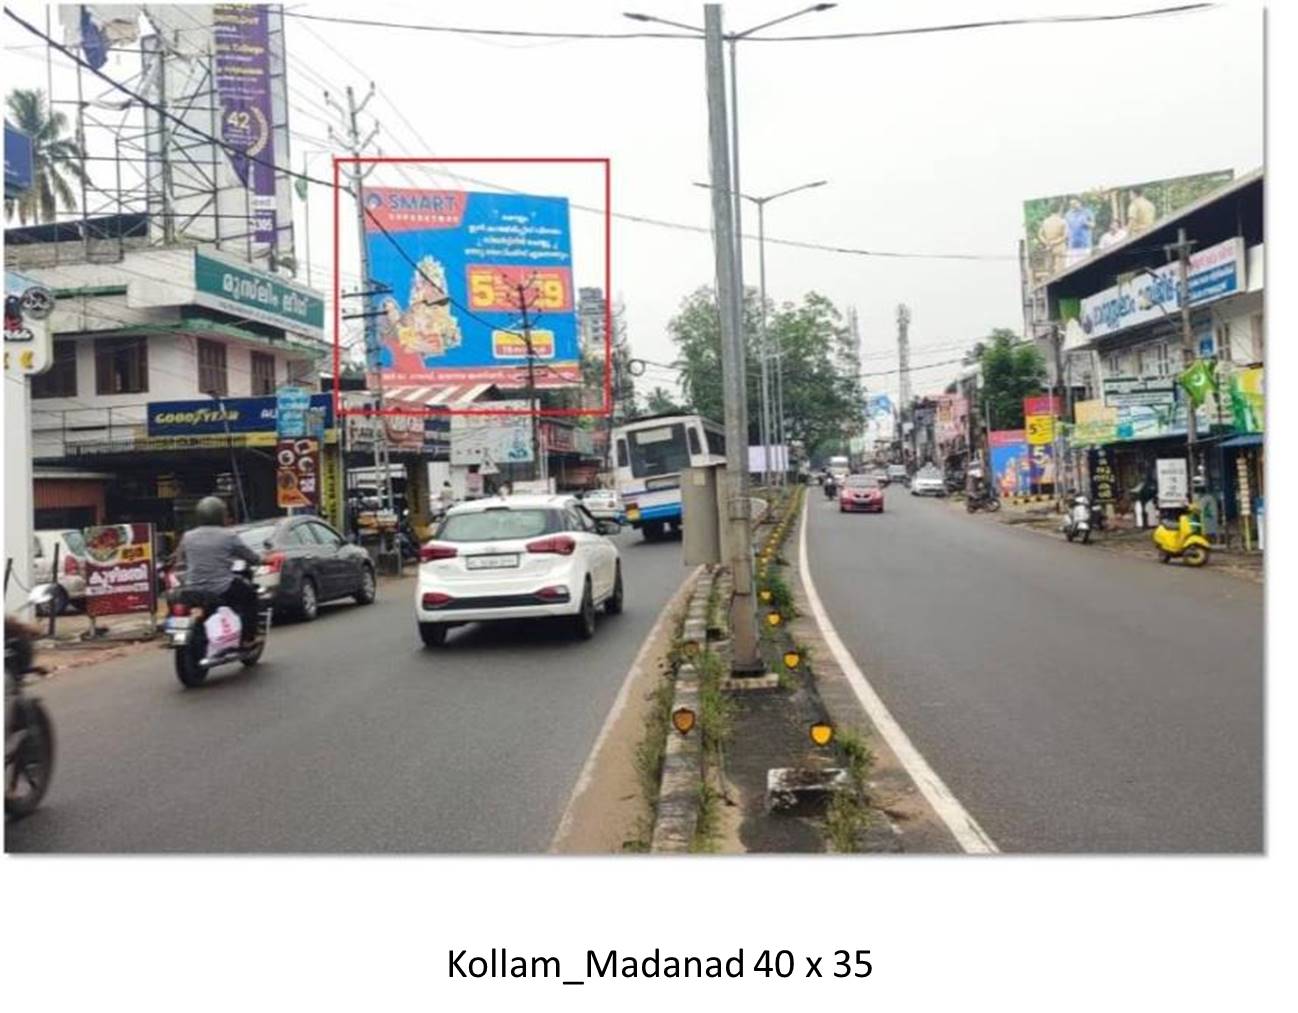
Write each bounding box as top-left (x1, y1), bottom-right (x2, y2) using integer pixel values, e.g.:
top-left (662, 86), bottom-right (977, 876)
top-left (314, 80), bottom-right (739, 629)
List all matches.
top-left (203, 607), bottom-right (242, 659)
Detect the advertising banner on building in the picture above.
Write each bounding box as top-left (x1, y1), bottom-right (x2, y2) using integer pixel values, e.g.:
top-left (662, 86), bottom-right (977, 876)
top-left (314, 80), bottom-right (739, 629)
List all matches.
top-left (989, 430), bottom-right (1031, 497)
top-left (1229, 366), bottom-right (1263, 433)
top-left (1023, 170), bottom-right (1233, 285)
top-left (1076, 238), bottom-right (1245, 342)
top-left (193, 250), bottom-right (325, 339)
top-left (84, 523), bottom-right (156, 618)
top-left (1157, 458), bottom-right (1189, 509)
top-left (363, 189), bottom-right (580, 388)
top-left (1025, 414), bottom-right (1055, 446)
top-left (148, 394), bottom-right (334, 437)
top-left (935, 394), bottom-right (967, 446)
top-left (450, 402), bottom-right (535, 466)
top-left (1072, 399), bottom-right (1119, 446)
top-left (5, 270), bottom-right (53, 376)
top-left (276, 437), bottom-right (319, 509)
top-left (213, 4), bottom-right (277, 244)
top-left (275, 385), bottom-right (311, 438)
top-left (1028, 443), bottom-right (1056, 489)
top-left (4, 121), bottom-right (34, 198)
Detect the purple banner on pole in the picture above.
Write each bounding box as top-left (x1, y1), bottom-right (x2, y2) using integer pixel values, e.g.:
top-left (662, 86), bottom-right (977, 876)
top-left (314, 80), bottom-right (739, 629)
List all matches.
top-left (213, 4), bottom-right (276, 244)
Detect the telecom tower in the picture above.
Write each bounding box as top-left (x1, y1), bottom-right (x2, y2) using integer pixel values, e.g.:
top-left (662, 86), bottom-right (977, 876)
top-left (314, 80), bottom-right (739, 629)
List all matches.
top-left (896, 303), bottom-right (912, 408)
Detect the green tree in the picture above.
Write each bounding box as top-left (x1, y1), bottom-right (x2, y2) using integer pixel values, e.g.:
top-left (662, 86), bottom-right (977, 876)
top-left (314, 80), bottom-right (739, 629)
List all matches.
top-left (4, 88), bottom-right (86, 225)
top-left (977, 328), bottom-right (1047, 430)
top-left (645, 386), bottom-right (682, 414)
top-left (667, 286), bottom-right (862, 455)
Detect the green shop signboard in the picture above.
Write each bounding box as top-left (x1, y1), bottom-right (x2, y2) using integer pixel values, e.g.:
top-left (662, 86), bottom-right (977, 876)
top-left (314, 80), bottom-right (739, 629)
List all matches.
top-left (193, 250), bottom-right (324, 339)
top-left (1229, 366), bottom-right (1263, 433)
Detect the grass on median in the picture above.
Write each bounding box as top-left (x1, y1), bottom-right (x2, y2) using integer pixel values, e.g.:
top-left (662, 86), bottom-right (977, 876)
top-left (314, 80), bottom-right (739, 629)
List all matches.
top-left (821, 726), bottom-right (876, 854)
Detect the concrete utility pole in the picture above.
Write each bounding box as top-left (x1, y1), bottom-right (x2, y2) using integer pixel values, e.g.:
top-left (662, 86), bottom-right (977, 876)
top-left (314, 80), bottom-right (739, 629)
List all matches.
top-left (513, 281), bottom-right (543, 484)
top-left (328, 83), bottom-right (396, 567)
top-left (703, 4), bottom-right (761, 674)
top-left (1172, 227), bottom-right (1198, 480)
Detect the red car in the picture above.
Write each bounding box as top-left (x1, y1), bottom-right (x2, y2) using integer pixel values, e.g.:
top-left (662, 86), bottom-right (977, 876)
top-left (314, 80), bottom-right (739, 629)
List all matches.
top-left (839, 475), bottom-right (884, 513)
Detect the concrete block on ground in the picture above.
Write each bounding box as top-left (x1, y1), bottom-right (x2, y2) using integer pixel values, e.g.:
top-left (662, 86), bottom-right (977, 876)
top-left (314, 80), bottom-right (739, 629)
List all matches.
top-left (721, 672), bottom-right (780, 692)
top-left (766, 767), bottom-right (850, 816)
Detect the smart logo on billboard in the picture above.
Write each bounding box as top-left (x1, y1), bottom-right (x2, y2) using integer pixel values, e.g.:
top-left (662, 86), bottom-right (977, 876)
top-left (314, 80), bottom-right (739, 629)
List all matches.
top-left (363, 188), bottom-right (580, 388)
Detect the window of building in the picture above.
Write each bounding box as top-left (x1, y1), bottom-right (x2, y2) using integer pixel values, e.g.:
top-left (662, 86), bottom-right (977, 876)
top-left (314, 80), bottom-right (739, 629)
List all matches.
top-left (31, 341), bottom-right (78, 399)
top-left (94, 336), bottom-right (148, 395)
top-left (251, 351), bottom-right (276, 395)
top-left (1105, 353), bottom-right (1122, 377)
top-left (196, 339), bottom-right (228, 396)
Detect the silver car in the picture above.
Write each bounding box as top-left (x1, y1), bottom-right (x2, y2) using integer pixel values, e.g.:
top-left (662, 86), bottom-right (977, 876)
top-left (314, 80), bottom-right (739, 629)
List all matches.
top-left (910, 466), bottom-right (947, 497)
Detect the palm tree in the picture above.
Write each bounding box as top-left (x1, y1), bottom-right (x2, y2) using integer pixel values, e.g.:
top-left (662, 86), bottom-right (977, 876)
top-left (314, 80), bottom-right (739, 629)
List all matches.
top-left (5, 88), bottom-right (86, 225)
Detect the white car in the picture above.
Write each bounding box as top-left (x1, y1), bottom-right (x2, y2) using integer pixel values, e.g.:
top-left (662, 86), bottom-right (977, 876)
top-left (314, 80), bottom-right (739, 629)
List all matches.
top-left (910, 465), bottom-right (947, 497)
top-left (32, 529), bottom-right (90, 614)
top-left (415, 494), bottom-right (623, 647)
top-left (580, 488), bottom-right (625, 524)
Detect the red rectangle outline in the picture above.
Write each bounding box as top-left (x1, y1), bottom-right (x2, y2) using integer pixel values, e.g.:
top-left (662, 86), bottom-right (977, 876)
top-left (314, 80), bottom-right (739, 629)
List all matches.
top-left (332, 157), bottom-right (611, 421)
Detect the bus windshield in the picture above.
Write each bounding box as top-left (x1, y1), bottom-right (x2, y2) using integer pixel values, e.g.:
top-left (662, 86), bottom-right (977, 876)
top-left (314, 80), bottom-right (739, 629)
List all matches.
top-left (627, 423), bottom-right (690, 478)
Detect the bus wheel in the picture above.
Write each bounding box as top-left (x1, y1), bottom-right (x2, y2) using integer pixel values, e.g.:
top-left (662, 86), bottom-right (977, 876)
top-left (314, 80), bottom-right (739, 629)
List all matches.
top-left (643, 521), bottom-right (664, 542)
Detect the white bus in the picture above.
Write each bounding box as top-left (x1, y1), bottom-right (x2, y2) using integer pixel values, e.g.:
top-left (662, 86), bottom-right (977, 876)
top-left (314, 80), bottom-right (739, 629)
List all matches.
top-left (611, 413), bottom-right (726, 540)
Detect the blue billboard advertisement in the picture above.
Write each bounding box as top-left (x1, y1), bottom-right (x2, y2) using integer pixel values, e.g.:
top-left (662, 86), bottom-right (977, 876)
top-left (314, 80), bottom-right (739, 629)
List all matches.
top-left (362, 188), bottom-right (581, 388)
top-left (147, 394), bottom-right (334, 437)
top-left (989, 430), bottom-right (1032, 498)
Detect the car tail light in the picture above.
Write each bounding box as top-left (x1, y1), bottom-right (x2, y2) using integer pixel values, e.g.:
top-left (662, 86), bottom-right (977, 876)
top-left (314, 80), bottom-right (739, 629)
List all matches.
top-left (526, 535), bottom-right (576, 556)
top-left (420, 543), bottom-right (458, 562)
top-left (170, 602), bottom-right (188, 617)
top-left (422, 591), bottom-right (453, 609)
top-left (536, 585), bottom-right (571, 602)
top-left (263, 551), bottom-right (286, 574)
top-left (63, 554), bottom-right (80, 576)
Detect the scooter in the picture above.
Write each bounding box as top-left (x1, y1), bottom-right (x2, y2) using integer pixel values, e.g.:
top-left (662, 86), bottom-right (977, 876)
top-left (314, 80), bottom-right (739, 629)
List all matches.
top-left (823, 477), bottom-right (838, 500)
top-left (6, 586), bottom-right (57, 820)
top-left (1153, 505), bottom-right (1211, 567)
top-left (1061, 494), bottom-right (1093, 544)
top-left (166, 560), bottom-right (273, 688)
top-left (966, 487), bottom-right (1001, 513)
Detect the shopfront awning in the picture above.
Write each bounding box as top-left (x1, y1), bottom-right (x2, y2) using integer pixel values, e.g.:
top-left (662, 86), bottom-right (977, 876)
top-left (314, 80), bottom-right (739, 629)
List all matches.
top-left (380, 383), bottom-right (495, 408)
top-left (1219, 433), bottom-right (1263, 449)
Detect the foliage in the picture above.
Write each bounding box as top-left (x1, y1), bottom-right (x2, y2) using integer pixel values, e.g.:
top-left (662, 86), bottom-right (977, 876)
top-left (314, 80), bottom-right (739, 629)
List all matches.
top-left (645, 386), bottom-right (683, 415)
top-left (976, 328), bottom-right (1047, 430)
top-left (667, 286), bottom-right (864, 457)
top-left (4, 89), bottom-right (86, 225)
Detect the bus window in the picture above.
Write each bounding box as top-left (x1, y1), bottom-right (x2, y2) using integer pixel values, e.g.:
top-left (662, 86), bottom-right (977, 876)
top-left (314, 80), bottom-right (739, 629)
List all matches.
top-left (628, 424), bottom-right (689, 477)
top-left (705, 427), bottom-right (726, 457)
top-left (687, 427), bottom-right (702, 456)
top-left (616, 438), bottom-right (629, 468)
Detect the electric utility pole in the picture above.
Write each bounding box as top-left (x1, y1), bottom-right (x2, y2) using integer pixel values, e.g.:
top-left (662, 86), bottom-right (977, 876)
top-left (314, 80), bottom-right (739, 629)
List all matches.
top-left (512, 280), bottom-right (544, 484)
top-left (1172, 227), bottom-right (1198, 481)
top-left (704, 4), bottom-right (761, 674)
top-left (327, 84), bottom-right (396, 563)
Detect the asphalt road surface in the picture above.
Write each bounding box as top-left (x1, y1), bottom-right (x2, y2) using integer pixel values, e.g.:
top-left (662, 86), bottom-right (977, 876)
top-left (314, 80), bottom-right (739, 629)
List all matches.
top-left (805, 487), bottom-right (1263, 852)
top-left (7, 529), bottom-right (689, 853)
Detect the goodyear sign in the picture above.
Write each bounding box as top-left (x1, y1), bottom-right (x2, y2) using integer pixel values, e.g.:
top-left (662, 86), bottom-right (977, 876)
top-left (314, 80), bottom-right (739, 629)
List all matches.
top-left (147, 394), bottom-right (333, 437)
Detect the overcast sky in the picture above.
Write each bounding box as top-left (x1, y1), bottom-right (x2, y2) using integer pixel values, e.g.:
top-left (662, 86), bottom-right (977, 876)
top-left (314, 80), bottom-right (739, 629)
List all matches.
top-left (4, 0), bottom-right (1264, 403)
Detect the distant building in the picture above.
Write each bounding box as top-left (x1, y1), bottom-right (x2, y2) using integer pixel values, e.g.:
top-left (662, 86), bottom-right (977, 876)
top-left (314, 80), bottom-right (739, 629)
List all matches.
top-left (578, 286), bottom-right (608, 355)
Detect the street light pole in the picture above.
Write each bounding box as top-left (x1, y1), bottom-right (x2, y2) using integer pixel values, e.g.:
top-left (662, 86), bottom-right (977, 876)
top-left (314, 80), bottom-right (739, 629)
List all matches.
top-left (703, 4), bottom-right (761, 674)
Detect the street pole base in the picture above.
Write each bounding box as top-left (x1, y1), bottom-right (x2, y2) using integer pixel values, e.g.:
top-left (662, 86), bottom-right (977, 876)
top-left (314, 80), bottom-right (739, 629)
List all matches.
top-left (377, 550), bottom-right (402, 577)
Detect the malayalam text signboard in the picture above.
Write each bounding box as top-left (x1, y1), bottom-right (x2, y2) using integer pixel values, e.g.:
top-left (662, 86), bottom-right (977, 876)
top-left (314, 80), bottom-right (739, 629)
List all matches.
top-left (1089, 447), bottom-right (1118, 505)
top-left (84, 523), bottom-right (156, 618)
top-left (363, 189), bottom-right (580, 388)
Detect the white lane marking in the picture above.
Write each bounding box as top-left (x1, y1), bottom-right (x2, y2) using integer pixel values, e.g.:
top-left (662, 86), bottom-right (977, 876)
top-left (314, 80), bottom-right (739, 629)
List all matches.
top-left (549, 563), bottom-right (704, 852)
top-left (799, 502), bottom-right (999, 854)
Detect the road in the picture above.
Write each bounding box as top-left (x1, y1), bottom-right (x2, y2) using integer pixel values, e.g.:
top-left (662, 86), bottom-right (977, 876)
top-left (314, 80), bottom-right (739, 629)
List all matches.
top-left (7, 530), bottom-right (688, 853)
top-left (805, 486), bottom-right (1264, 852)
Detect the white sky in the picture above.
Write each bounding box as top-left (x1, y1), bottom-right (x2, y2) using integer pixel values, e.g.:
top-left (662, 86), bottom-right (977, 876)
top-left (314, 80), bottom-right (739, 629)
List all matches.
top-left (3, 0), bottom-right (1264, 403)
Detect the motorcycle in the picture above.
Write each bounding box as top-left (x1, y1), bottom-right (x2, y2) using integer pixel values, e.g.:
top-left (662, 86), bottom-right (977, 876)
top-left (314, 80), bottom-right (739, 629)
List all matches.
top-left (965, 487), bottom-right (1001, 513)
top-left (1061, 494), bottom-right (1093, 544)
top-left (1153, 504), bottom-right (1211, 567)
top-left (6, 586), bottom-right (57, 820)
top-left (166, 559), bottom-right (273, 688)
top-left (823, 477), bottom-right (838, 500)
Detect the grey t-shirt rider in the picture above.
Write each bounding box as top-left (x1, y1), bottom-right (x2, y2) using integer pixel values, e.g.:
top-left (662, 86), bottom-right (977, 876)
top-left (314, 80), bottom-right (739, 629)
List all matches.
top-left (176, 526), bottom-right (260, 594)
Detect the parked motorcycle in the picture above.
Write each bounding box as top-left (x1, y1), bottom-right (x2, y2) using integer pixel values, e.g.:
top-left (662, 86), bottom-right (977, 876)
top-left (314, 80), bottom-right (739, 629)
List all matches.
top-left (1153, 504), bottom-right (1211, 567)
top-left (166, 560), bottom-right (273, 688)
top-left (965, 488), bottom-right (1001, 513)
top-left (6, 587), bottom-right (57, 819)
top-left (1061, 495), bottom-right (1093, 544)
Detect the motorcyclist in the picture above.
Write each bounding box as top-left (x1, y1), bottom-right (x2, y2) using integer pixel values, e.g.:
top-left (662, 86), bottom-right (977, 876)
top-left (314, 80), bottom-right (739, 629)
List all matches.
top-left (174, 496), bottom-right (261, 646)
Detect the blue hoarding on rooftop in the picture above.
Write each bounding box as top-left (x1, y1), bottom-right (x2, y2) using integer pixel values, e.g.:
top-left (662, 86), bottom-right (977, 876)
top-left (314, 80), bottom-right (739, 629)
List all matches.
top-left (5, 121), bottom-right (35, 198)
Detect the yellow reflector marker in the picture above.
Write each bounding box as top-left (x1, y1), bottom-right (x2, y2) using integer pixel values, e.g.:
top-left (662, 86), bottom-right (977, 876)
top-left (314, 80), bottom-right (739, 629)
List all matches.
top-left (810, 721), bottom-right (834, 747)
top-left (766, 612), bottom-right (782, 627)
top-left (783, 650), bottom-right (800, 670)
top-left (759, 589), bottom-right (772, 603)
top-left (672, 707), bottom-right (696, 736)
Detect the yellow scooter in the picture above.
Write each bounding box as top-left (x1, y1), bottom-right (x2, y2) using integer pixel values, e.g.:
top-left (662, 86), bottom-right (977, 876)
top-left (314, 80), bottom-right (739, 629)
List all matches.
top-left (1152, 504), bottom-right (1211, 567)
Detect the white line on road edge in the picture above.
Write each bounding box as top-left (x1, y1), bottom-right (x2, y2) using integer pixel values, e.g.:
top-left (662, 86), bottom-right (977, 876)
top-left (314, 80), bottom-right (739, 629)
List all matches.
top-left (549, 564), bottom-right (705, 853)
top-left (798, 503), bottom-right (999, 854)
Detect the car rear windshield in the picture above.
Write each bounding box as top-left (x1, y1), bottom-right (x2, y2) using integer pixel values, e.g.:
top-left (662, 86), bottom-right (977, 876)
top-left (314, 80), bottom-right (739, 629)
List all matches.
top-left (238, 525), bottom-right (279, 549)
top-left (438, 508), bottom-right (561, 542)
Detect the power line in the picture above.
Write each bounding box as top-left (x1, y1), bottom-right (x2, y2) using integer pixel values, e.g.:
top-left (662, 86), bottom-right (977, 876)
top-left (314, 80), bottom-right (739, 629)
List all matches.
top-left (282, 5), bottom-right (1213, 43)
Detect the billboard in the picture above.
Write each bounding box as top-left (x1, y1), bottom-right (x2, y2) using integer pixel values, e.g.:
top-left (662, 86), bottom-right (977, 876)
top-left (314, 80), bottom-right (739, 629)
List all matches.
top-left (276, 438), bottom-right (319, 509)
top-left (363, 188), bottom-right (580, 388)
top-left (935, 395), bottom-right (967, 446)
top-left (84, 523), bottom-right (156, 618)
top-left (1023, 170), bottom-right (1234, 285)
top-left (450, 402), bottom-right (535, 466)
top-left (989, 430), bottom-right (1031, 497)
top-left (148, 394), bottom-right (334, 437)
top-left (213, 5), bottom-right (276, 244)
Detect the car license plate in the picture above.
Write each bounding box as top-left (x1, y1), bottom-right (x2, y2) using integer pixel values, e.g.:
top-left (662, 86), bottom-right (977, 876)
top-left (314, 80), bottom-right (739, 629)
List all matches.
top-left (466, 553), bottom-right (520, 570)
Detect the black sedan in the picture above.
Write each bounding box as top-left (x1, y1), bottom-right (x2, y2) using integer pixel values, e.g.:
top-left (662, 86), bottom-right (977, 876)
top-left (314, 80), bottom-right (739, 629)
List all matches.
top-left (235, 516), bottom-right (376, 621)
